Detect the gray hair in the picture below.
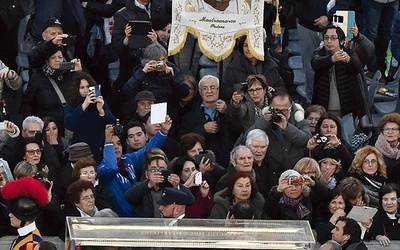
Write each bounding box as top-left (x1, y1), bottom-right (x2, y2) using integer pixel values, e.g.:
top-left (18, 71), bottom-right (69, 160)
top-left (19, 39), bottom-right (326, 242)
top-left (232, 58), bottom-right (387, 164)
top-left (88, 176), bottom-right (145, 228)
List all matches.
top-left (230, 145), bottom-right (252, 162)
top-left (198, 75), bottom-right (219, 89)
top-left (22, 115), bottom-right (44, 131)
top-left (245, 129), bottom-right (269, 147)
top-left (321, 240), bottom-right (342, 250)
top-left (14, 161), bottom-right (38, 179)
top-left (141, 43), bottom-right (167, 65)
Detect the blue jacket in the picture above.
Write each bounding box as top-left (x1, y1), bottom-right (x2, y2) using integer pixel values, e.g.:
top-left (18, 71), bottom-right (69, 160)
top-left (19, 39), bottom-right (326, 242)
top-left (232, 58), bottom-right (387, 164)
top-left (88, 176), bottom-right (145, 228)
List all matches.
top-left (64, 102), bottom-right (116, 163)
top-left (98, 131), bottom-right (167, 217)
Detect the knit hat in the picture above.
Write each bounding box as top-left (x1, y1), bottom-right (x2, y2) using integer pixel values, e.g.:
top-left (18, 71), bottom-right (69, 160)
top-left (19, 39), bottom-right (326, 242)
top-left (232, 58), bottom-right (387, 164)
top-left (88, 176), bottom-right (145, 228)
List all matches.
top-left (278, 169), bottom-right (301, 184)
top-left (42, 17), bottom-right (63, 33)
top-left (68, 142), bottom-right (93, 162)
top-left (1, 177), bottom-right (49, 222)
top-left (317, 147), bottom-right (342, 162)
top-left (157, 187), bottom-right (189, 206)
top-left (135, 91), bottom-right (156, 103)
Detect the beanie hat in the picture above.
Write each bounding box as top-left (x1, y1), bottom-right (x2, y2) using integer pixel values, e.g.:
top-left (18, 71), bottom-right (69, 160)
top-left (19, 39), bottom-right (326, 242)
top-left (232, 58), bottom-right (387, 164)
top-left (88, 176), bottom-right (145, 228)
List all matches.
top-left (68, 142), bottom-right (93, 162)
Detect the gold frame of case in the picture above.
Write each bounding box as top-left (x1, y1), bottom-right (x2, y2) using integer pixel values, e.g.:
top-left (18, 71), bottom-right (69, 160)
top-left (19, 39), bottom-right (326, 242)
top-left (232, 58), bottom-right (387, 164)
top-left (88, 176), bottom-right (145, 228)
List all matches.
top-left (65, 217), bottom-right (315, 249)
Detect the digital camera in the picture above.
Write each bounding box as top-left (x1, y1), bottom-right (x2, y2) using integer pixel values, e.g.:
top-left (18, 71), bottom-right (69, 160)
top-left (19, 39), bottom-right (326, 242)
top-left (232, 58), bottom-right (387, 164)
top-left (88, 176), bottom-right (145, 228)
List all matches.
top-left (114, 119), bottom-right (124, 135)
top-left (316, 135), bottom-right (328, 144)
top-left (270, 107), bottom-right (284, 123)
top-left (288, 176), bottom-right (304, 186)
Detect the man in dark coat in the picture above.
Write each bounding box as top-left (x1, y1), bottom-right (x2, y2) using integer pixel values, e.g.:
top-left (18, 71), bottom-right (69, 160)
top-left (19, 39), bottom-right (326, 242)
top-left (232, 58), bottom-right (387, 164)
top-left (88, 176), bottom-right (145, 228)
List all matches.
top-left (311, 24), bottom-right (366, 118)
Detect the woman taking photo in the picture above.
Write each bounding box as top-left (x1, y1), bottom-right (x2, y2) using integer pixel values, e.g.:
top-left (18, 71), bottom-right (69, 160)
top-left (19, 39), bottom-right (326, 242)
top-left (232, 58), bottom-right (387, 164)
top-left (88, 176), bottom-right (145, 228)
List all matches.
top-left (230, 74), bottom-right (270, 132)
top-left (375, 113), bottom-right (400, 185)
top-left (265, 169), bottom-right (326, 225)
top-left (64, 71), bottom-right (115, 163)
top-left (348, 145), bottom-right (387, 208)
top-left (368, 183), bottom-right (400, 247)
top-left (172, 155), bottom-right (213, 218)
top-left (306, 113), bottom-right (353, 172)
top-left (22, 46), bottom-right (82, 125)
top-left (221, 35), bottom-right (286, 101)
top-left (209, 171), bottom-right (264, 219)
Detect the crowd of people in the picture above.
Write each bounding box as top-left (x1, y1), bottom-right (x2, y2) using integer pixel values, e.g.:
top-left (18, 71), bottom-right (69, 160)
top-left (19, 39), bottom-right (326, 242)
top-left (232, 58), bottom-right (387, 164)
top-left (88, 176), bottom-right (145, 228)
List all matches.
top-left (1, 0), bottom-right (400, 250)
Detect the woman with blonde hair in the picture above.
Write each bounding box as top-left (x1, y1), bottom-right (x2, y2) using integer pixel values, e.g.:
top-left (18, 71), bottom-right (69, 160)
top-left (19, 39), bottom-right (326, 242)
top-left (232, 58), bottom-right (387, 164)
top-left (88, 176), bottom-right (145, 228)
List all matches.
top-left (293, 157), bottom-right (321, 179)
top-left (348, 145), bottom-right (387, 208)
top-left (316, 148), bottom-right (345, 189)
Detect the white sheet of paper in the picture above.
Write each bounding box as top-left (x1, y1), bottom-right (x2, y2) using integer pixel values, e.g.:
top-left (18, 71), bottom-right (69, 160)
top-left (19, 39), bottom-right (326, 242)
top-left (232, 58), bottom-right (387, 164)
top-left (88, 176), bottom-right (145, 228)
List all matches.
top-left (347, 206), bottom-right (377, 222)
top-left (150, 102), bottom-right (167, 124)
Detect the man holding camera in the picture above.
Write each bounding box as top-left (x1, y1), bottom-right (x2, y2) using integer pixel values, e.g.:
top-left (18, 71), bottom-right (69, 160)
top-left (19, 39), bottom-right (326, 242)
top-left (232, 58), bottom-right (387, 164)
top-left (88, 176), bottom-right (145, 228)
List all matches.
top-left (246, 92), bottom-right (311, 187)
top-left (28, 17), bottom-right (74, 71)
top-left (98, 116), bottom-right (172, 217)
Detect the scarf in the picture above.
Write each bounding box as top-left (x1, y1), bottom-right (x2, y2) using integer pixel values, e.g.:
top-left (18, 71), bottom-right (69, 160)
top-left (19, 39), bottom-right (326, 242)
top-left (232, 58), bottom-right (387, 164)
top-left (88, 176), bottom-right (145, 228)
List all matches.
top-left (375, 134), bottom-right (400, 160)
top-left (254, 96), bottom-right (268, 119)
top-left (280, 193), bottom-right (311, 219)
top-left (43, 64), bottom-right (63, 82)
top-left (360, 172), bottom-right (385, 190)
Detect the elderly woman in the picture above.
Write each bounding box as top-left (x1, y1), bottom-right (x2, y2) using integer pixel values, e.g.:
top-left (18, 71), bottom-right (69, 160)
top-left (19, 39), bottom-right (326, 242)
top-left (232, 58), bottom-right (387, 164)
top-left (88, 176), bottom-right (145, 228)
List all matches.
top-left (64, 180), bottom-right (98, 217)
top-left (123, 43), bottom-right (189, 124)
top-left (368, 183), bottom-right (400, 246)
top-left (22, 46), bottom-right (82, 126)
top-left (305, 104), bottom-right (326, 135)
top-left (172, 155), bottom-right (213, 218)
top-left (317, 148), bottom-right (345, 189)
top-left (221, 35), bottom-right (286, 101)
top-left (209, 171), bottom-right (264, 219)
top-left (306, 113), bottom-right (353, 172)
top-left (348, 146), bottom-right (387, 208)
top-left (265, 169), bottom-right (327, 225)
top-left (71, 157), bottom-right (115, 211)
top-left (375, 113), bottom-right (400, 185)
top-left (230, 74), bottom-right (271, 132)
top-left (64, 71), bottom-right (115, 162)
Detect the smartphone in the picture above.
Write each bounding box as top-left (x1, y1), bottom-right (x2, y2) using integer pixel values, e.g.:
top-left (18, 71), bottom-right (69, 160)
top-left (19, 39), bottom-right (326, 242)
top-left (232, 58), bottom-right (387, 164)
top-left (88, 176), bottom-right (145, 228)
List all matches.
top-left (0, 122), bottom-right (6, 130)
top-left (89, 85), bottom-right (101, 97)
top-left (60, 62), bottom-right (75, 71)
top-left (194, 172), bottom-right (202, 185)
top-left (62, 35), bottom-right (77, 44)
top-left (193, 150), bottom-right (215, 165)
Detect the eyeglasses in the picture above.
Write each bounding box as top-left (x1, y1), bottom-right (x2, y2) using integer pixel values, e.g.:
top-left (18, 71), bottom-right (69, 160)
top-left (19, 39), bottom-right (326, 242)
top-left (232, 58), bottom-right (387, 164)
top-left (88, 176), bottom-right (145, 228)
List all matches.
top-left (248, 87), bottom-right (264, 94)
top-left (363, 159), bottom-right (377, 165)
top-left (147, 168), bottom-right (165, 173)
top-left (383, 127), bottom-right (400, 133)
top-left (26, 149), bottom-right (42, 156)
top-left (138, 103), bottom-right (153, 109)
top-left (324, 35), bottom-right (338, 41)
top-left (80, 194), bottom-right (95, 202)
top-left (80, 172), bottom-right (96, 177)
top-left (200, 86), bottom-right (218, 92)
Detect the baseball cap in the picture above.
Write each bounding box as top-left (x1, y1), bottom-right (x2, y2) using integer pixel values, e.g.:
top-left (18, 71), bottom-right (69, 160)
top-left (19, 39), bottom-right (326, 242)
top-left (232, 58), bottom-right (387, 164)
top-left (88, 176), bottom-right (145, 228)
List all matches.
top-left (42, 18), bottom-right (63, 33)
top-left (157, 187), bottom-right (188, 206)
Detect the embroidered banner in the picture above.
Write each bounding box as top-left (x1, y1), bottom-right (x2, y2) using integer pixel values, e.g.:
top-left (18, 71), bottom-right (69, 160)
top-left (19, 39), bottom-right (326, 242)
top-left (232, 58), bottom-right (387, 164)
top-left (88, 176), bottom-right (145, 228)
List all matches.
top-left (168, 0), bottom-right (264, 62)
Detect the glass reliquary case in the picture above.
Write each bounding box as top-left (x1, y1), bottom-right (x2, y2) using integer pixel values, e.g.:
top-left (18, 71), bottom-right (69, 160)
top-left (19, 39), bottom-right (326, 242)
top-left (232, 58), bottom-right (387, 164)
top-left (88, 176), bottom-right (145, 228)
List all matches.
top-left (65, 217), bottom-right (315, 249)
